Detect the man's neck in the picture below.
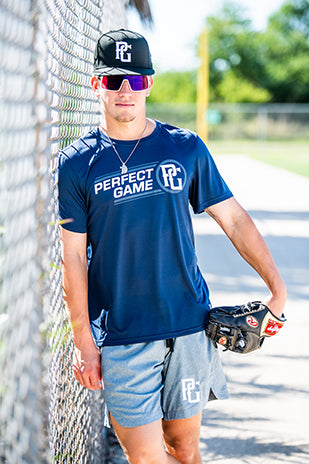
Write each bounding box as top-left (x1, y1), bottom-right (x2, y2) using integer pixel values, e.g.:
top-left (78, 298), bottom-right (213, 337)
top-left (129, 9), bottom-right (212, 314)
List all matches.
top-left (100, 117), bottom-right (155, 141)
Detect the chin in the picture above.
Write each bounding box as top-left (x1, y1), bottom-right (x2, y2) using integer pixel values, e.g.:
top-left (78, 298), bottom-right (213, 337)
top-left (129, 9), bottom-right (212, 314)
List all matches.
top-left (116, 114), bottom-right (136, 123)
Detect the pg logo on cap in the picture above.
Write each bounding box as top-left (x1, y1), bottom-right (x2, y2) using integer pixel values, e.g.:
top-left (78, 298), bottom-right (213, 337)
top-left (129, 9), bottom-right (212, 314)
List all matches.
top-left (115, 41), bottom-right (132, 63)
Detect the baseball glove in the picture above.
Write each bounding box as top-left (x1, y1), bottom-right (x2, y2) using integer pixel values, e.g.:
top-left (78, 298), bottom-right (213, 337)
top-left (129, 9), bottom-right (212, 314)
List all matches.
top-left (206, 301), bottom-right (286, 354)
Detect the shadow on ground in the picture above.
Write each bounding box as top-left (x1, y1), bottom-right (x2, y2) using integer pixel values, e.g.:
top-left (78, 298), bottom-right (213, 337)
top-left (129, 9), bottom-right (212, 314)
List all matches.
top-left (195, 209), bottom-right (309, 301)
top-left (195, 205), bottom-right (309, 463)
top-left (200, 431), bottom-right (309, 463)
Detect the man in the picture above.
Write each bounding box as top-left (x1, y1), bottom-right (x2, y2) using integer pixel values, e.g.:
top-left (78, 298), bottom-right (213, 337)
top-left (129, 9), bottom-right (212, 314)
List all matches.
top-left (58, 29), bottom-right (286, 464)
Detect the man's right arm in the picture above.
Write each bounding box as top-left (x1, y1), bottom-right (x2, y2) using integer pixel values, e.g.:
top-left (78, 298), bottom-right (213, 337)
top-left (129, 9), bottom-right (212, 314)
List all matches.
top-left (61, 228), bottom-right (102, 390)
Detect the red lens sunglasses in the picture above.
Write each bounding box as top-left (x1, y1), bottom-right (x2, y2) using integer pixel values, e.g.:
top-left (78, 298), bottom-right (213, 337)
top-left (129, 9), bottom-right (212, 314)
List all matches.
top-left (100, 75), bottom-right (149, 92)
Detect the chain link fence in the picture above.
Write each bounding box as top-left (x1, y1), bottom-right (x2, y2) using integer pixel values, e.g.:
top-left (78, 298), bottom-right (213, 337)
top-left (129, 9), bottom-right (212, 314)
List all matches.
top-left (0, 0), bottom-right (129, 462)
top-left (146, 102), bottom-right (309, 140)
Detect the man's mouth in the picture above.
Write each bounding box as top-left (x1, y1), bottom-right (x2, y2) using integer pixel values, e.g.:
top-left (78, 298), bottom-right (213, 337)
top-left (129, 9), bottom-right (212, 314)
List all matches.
top-left (115, 102), bottom-right (134, 107)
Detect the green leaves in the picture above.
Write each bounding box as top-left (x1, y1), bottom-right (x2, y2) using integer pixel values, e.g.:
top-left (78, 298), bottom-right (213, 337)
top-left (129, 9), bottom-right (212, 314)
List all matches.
top-left (148, 71), bottom-right (197, 103)
top-left (207, 0), bottom-right (309, 103)
top-left (148, 1), bottom-right (309, 104)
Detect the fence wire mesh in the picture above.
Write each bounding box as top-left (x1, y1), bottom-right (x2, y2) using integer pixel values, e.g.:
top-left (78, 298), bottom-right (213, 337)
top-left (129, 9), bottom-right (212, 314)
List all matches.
top-left (146, 102), bottom-right (309, 139)
top-left (0, 0), bottom-right (129, 463)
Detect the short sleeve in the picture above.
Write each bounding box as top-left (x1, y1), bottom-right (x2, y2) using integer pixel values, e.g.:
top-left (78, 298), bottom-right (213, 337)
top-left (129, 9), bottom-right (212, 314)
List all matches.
top-left (58, 153), bottom-right (87, 232)
top-left (189, 137), bottom-right (233, 214)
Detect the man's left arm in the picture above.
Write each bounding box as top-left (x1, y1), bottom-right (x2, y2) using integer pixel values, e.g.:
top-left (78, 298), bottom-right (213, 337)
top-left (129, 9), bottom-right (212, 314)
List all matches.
top-left (205, 197), bottom-right (287, 317)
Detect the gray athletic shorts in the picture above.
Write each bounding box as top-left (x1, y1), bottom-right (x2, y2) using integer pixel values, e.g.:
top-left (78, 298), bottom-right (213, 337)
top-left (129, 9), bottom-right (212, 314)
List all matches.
top-left (101, 330), bottom-right (229, 428)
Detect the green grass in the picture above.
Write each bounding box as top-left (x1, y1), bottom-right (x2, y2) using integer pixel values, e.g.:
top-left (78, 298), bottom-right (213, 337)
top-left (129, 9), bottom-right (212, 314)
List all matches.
top-left (207, 140), bottom-right (309, 178)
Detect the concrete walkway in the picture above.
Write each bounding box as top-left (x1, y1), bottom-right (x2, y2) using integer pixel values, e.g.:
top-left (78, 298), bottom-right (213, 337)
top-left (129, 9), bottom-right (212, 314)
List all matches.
top-left (194, 155), bottom-right (309, 463)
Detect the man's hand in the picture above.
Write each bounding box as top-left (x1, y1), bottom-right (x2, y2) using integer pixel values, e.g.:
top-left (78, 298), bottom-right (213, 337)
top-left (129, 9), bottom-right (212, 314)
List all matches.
top-left (72, 343), bottom-right (103, 390)
top-left (263, 291), bottom-right (287, 319)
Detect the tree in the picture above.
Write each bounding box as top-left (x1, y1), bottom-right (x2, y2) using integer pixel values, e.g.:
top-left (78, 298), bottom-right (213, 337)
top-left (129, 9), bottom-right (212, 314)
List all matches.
top-left (260, 0), bottom-right (309, 102)
top-left (207, 2), bottom-right (270, 102)
top-left (128, 0), bottom-right (153, 25)
top-left (148, 71), bottom-right (197, 103)
top-left (147, 1), bottom-right (309, 104)
top-left (206, 0), bottom-right (309, 103)
top-left (217, 72), bottom-right (271, 103)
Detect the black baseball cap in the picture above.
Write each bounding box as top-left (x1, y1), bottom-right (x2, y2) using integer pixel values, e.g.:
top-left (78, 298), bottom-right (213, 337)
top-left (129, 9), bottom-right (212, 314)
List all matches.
top-left (93, 29), bottom-right (155, 76)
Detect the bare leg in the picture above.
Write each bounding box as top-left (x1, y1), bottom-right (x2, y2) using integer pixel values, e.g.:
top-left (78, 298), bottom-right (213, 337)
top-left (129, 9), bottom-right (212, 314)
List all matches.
top-left (110, 414), bottom-right (180, 464)
top-left (162, 412), bottom-right (203, 464)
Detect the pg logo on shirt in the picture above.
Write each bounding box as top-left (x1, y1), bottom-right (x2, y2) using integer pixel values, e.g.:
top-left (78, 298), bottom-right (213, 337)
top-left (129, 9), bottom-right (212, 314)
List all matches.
top-left (93, 160), bottom-right (187, 205)
top-left (156, 160), bottom-right (187, 193)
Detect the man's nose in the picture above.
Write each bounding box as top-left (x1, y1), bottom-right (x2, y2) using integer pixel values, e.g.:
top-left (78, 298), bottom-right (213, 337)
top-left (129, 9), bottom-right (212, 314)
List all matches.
top-left (118, 80), bottom-right (132, 94)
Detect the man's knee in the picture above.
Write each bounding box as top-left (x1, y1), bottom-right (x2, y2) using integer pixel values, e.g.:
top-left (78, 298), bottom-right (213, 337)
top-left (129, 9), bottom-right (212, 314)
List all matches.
top-left (164, 433), bottom-right (201, 464)
top-left (162, 414), bottom-right (202, 464)
top-left (110, 416), bottom-right (178, 464)
top-left (115, 434), bottom-right (166, 464)
top-left (124, 448), bottom-right (161, 464)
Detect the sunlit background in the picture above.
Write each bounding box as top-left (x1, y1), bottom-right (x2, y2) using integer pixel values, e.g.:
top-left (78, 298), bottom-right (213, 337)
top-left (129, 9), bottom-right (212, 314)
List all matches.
top-left (128, 0), bottom-right (309, 177)
top-left (128, 0), bottom-right (286, 71)
top-left (0, 1), bottom-right (308, 463)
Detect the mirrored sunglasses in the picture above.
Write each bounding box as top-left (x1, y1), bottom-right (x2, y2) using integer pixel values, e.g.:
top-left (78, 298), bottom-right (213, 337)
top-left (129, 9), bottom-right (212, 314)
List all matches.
top-left (100, 75), bottom-right (149, 92)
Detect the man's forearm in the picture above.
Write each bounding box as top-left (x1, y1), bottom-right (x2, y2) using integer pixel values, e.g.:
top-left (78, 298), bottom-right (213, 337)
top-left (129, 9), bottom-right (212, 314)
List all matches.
top-left (228, 219), bottom-right (286, 315)
top-left (61, 228), bottom-right (102, 390)
top-left (225, 210), bottom-right (286, 298)
top-left (61, 245), bottom-right (94, 348)
top-left (207, 198), bottom-right (286, 314)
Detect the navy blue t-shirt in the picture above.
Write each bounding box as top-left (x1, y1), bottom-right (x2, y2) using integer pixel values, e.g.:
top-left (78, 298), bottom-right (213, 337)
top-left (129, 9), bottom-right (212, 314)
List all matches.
top-left (58, 121), bottom-right (233, 346)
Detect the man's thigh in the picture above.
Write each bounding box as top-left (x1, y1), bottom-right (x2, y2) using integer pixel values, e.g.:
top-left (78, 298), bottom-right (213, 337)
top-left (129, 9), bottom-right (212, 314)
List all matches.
top-left (110, 414), bottom-right (179, 464)
top-left (162, 412), bottom-right (202, 448)
top-left (162, 413), bottom-right (202, 443)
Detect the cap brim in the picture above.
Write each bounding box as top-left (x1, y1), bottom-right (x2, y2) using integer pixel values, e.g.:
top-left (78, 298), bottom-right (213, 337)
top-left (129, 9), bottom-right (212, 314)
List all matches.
top-left (93, 66), bottom-right (155, 76)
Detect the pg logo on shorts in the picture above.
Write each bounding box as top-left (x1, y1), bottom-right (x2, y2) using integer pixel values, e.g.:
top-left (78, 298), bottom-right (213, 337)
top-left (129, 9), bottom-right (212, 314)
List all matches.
top-left (181, 378), bottom-right (201, 404)
top-left (115, 41), bottom-right (132, 63)
top-left (156, 160), bottom-right (187, 193)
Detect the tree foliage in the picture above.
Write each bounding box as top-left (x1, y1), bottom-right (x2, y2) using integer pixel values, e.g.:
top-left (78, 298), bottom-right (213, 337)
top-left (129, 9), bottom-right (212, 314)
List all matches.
top-left (150, 0), bottom-right (309, 103)
top-left (128, 0), bottom-right (153, 25)
top-left (148, 71), bottom-right (197, 103)
top-left (208, 0), bottom-right (309, 103)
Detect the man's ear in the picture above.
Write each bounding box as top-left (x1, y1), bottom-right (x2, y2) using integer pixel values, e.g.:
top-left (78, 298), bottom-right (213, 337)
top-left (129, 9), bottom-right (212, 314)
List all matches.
top-left (146, 76), bottom-right (154, 97)
top-left (91, 76), bottom-right (101, 97)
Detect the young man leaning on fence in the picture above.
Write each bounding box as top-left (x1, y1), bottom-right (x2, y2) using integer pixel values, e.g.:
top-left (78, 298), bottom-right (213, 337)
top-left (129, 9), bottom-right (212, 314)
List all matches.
top-left (58, 29), bottom-right (286, 464)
